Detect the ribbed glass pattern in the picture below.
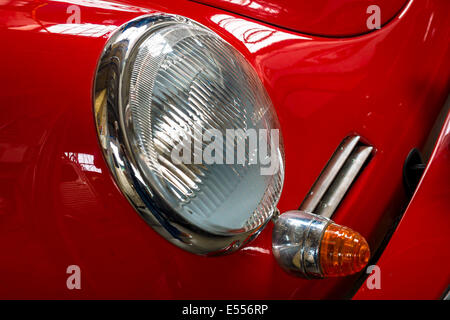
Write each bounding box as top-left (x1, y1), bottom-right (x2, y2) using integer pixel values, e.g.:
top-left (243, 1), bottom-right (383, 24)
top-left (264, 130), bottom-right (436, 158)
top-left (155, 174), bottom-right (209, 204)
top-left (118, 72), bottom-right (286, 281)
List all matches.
top-left (127, 22), bottom-right (284, 235)
top-left (320, 223), bottom-right (371, 277)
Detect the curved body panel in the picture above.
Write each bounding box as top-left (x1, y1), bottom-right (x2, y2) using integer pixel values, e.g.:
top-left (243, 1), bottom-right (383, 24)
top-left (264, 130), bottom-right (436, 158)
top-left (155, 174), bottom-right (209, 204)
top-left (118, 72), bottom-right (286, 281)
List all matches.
top-left (0, 0), bottom-right (449, 298)
top-left (194, 0), bottom-right (407, 37)
top-left (354, 109), bottom-right (450, 300)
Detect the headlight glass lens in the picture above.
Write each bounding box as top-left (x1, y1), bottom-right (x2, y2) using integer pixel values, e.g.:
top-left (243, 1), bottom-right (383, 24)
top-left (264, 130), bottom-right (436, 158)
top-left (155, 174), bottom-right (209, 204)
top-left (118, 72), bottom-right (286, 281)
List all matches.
top-left (128, 22), bottom-right (283, 235)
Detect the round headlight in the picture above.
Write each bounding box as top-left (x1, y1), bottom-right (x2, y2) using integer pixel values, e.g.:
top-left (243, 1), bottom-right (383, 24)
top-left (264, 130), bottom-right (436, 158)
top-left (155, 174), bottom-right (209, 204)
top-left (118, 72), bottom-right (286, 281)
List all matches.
top-left (94, 15), bottom-right (284, 254)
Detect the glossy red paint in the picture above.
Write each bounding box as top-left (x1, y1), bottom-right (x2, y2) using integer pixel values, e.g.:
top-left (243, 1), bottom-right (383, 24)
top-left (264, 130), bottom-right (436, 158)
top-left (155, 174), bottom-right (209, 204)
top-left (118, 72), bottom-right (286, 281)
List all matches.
top-left (0, 0), bottom-right (449, 298)
top-left (194, 0), bottom-right (407, 37)
top-left (354, 110), bottom-right (450, 300)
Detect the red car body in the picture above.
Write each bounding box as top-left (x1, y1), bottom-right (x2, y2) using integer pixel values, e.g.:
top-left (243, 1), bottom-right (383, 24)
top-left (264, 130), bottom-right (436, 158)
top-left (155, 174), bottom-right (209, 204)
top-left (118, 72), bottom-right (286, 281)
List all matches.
top-left (0, 0), bottom-right (449, 299)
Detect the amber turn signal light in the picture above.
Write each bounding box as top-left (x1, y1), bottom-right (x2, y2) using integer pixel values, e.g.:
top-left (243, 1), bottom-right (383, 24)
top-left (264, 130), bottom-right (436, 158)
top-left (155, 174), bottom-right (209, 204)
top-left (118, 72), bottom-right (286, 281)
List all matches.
top-left (320, 223), bottom-right (370, 277)
top-left (272, 211), bottom-right (370, 279)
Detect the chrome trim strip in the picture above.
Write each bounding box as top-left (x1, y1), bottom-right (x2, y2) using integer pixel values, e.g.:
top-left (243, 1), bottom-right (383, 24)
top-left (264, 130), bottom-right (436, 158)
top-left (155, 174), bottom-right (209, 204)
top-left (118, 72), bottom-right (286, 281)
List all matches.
top-left (299, 136), bottom-right (372, 218)
top-left (315, 146), bottom-right (373, 218)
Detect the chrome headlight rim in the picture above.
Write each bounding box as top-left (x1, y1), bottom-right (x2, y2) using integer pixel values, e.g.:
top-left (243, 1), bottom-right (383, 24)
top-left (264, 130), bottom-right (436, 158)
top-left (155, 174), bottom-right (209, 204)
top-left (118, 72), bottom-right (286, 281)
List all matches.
top-left (93, 14), bottom-right (283, 255)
